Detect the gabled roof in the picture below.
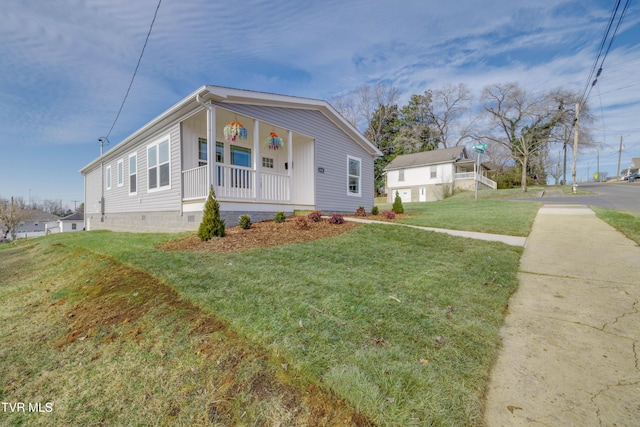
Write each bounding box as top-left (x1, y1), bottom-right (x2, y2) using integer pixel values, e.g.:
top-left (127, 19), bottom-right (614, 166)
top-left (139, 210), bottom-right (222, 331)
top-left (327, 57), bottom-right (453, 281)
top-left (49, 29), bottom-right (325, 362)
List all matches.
top-left (20, 209), bottom-right (57, 222)
top-left (80, 85), bottom-right (381, 173)
top-left (384, 146), bottom-right (468, 170)
top-left (60, 212), bottom-right (84, 221)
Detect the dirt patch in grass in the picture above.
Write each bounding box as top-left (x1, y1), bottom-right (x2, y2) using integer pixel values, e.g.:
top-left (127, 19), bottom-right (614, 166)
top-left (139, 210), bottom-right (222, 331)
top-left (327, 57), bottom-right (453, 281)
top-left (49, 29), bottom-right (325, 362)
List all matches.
top-left (157, 218), bottom-right (362, 253)
top-left (48, 250), bottom-right (373, 426)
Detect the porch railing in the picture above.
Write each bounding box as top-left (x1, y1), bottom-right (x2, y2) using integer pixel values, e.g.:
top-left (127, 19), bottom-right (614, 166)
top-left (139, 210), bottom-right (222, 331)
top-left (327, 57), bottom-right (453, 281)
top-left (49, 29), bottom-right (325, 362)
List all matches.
top-left (183, 166), bottom-right (208, 200)
top-left (182, 164), bottom-right (290, 202)
top-left (454, 172), bottom-right (497, 189)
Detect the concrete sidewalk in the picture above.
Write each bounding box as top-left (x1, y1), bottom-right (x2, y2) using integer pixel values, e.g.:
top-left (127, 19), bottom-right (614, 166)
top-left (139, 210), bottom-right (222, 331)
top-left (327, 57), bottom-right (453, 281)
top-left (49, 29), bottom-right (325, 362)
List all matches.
top-left (484, 205), bottom-right (640, 426)
top-left (343, 217), bottom-right (527, 247)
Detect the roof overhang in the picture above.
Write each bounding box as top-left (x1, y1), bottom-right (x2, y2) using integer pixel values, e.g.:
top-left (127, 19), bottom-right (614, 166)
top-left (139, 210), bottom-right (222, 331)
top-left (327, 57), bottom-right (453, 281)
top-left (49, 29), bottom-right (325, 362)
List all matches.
top-left (80, 85), bottom-right (380, 174)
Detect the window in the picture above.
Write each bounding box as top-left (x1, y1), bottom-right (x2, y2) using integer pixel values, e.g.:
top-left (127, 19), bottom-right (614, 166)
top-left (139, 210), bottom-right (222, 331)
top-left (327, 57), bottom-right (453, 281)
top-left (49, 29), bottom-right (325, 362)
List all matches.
top-left (198, 138), bottom-right (207, 167)
top-left (262, 157), bottom-right (274, 169)
top-left (129, 153), bottom-right (137, 195)
top-left (231, 145), bottom-right (251, 167)
top-left (398, 169), bottom-right (405, 181)
top-left (347, 156), bottom-right (361, 196)
top-left (231, 145), bottom-right (251, 188)
top-left (216, 141), bottom-right (224, 163)
top-left (117, 159), bottom-right (124, 187)
top-left (430, 168), bottom-right (437, 179)
top-left (147, 137), bottom-right (170, 191)
top-left (106, 165), bottom-right (112, 190)
top-left (72, 223), bottom-right (77, 230)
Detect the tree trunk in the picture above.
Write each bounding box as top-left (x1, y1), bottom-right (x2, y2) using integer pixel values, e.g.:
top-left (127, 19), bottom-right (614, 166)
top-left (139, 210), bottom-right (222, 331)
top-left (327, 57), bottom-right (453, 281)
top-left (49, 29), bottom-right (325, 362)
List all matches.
top-left (521, 155), bottom-right (528, 192)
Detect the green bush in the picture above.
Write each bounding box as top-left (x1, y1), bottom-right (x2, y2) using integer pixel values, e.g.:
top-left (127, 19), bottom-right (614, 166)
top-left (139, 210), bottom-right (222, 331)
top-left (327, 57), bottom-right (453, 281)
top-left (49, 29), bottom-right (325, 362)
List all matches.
top-left (238, 214), bottom-right (252, 229)
top-left (274, 211), bottom-right (286, 223)
top-left (371, 205), bottom-right (379, 216)
top-left (198, 186), bottom-right (225, 241)
top-left (392, 191), bottom-right (404, 214)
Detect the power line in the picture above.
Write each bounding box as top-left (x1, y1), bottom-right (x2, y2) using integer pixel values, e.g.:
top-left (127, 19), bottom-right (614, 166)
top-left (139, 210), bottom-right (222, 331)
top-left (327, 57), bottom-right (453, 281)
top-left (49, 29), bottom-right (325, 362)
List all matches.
top-left (579, 0), bottom-right (632, 110)
top-left (104, 0), bottom-right (162, 141)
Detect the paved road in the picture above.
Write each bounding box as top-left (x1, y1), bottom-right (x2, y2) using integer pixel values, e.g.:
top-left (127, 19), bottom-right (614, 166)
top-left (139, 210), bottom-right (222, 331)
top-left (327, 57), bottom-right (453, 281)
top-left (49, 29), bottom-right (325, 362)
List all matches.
top-left (515, 182), bottom-right (640, 213)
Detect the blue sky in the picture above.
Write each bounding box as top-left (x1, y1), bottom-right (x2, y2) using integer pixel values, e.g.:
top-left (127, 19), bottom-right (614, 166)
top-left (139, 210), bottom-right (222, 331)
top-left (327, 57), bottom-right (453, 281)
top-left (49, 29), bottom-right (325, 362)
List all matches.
top-left (1, 0), bottom-right (639, 208)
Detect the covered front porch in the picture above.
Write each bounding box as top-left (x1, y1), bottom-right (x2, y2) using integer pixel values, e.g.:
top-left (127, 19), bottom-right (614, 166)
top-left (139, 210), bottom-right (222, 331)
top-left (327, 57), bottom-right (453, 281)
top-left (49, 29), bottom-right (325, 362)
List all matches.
top-left (454, 160), bottom-right (497, 189)
top-left (180, 105), bottom-right (315, 205)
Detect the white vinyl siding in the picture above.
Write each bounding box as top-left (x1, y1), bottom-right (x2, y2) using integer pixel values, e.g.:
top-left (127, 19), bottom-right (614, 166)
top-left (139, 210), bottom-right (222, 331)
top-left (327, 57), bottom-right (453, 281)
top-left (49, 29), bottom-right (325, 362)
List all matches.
top-left (129, 153), bottom-right (137, 195)
top-left (117, 159), bottom-right (124, 187)
top-left (147, 136), bottom-right (171, 192)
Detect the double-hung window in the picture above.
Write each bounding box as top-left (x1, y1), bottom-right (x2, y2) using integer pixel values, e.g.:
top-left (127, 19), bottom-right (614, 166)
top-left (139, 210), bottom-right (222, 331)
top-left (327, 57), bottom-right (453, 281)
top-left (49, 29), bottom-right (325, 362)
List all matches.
top-left (148, 137), bottom-right (170, 191)
top-left (129, 153), bottom-right (137, 195)
top-left (117, 159), bottom-right (124, 187)
top-left (198, 138), bottom-right (207, 167)
top-left (347, 155), bottom-right (361, 196)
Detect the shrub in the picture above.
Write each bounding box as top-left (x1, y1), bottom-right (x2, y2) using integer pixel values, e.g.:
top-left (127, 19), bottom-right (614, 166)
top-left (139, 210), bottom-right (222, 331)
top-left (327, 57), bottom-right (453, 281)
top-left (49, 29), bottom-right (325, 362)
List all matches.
top-left (382, 210), bottom-right (396, 220)
top-left (294, 216), bottom-right (310, 230)
top-left (238, 214), bottom-right (252, 230)
top-left (198, 185), bottom-right (225, 241)
top-left (274, 211), bottom-right (286, 223)
top-left (355, 206), bottom-right (367, 217)
top-left (328, 214), bottom-right (345, 224)
top-left (308, 211), bottom-right (323, 222)
top-left (371, 205), bottom-right (379, 216)
top-left (392, 191), bottom-right (404, 214)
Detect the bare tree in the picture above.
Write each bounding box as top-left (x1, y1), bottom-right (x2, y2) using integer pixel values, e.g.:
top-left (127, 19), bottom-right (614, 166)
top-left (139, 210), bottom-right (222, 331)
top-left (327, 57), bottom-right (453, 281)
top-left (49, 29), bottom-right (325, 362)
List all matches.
top-left (480, 83), bottom-right (579, 192)
top-left (0, 197), bottom-right (24, 241)
top-left (427, 83), bottom-right (474, 148)
top-left (331, 82), bottom-right (399, 146)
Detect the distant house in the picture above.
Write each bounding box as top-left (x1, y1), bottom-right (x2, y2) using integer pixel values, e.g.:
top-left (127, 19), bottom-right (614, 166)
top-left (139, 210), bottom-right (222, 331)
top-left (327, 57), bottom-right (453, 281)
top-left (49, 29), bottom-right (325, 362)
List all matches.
top-left (80, 86), bottom-right (381, 232)
top-left (622, 158), bottom-right (640, 177)
top-left (384, 147), bottom-right (496, 203)
top-left (7, 209), bottom-right (58, 239)
top-left (59, 212), bottom-right (84, 232)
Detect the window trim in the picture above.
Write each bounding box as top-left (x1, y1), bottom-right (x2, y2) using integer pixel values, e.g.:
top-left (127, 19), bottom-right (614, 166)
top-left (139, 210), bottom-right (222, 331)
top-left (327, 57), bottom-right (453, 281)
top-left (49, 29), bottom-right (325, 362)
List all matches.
top-left (430, 167), bottom-right (437, 179)
top-left (106, 165), bottom-right (112, 190)
top-left (117, 159), bottom-right (124, 187)
top-left (129, 152), bottom-right (138, 195)
top-left (347, 155), bottom-right (362, 197)
top-left (398, 169), bottom-right (405, 182)
top-left (146, 135), bottom-right (171, 192)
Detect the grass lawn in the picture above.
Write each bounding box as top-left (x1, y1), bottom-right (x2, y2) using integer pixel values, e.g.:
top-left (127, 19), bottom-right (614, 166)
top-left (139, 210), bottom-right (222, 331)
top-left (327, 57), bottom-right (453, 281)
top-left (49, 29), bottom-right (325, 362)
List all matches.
top-left (1, 221), bottom-right (523, 426)
top-left (592, 206), bottom-right (640, 245)
top-left (377, 196), bottom-right (541, 237)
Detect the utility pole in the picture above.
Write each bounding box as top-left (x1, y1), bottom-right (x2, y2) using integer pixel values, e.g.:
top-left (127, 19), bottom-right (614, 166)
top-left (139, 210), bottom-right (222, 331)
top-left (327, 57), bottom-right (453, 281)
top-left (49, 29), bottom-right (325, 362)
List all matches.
top-left (571, 103), bottom-right (579, 192)
top-left (71, 200), bottom-right (80, 211)
top-left (596, 149), bottom-right (600, 182)
top-left (616, 135), bottom-right (623, 179)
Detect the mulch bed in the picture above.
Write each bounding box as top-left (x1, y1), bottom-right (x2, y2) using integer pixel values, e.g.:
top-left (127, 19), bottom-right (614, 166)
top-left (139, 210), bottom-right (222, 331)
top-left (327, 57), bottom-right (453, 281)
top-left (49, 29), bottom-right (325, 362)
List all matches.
top-left (157, 218), bottom-right (363, 253)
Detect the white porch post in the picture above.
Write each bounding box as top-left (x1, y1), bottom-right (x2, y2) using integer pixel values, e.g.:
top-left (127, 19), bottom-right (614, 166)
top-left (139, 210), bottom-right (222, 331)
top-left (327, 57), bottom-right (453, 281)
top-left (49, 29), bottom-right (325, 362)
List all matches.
top-left (207, 104), bottom-right (217, 190)
top-left (253, 119), bottom-right (260, 201)
top-left (287, 130), bottom-right (293, 202)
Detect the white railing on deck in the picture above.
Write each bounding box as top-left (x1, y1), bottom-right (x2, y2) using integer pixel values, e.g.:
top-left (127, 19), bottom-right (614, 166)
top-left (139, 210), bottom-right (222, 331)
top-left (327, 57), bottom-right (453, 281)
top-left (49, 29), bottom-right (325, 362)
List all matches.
top-left (182, 166), bottom-right (208, 200)
top-left (183, 165), bottom-right (291, 202)
top-left (454, 172), bottom-right (497, 189)
top-left (216, 164), bottom-right (255, 199)
top-left (260, 171), bottom-right (289, 201)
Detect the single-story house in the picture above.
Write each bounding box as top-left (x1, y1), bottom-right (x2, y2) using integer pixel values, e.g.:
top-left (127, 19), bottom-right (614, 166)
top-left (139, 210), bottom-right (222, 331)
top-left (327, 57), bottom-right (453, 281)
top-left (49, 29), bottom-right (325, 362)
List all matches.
top-left (384, 146), bottom-right (496, 203)
top-left (59, 212), bottom-right (84, 232)
top-left (80, 85), bottom-right (381, 232)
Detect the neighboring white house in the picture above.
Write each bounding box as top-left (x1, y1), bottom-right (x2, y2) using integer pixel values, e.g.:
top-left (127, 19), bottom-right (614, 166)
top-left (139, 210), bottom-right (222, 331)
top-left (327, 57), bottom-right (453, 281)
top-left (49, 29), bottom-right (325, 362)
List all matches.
top-left (384, 146), bottom-right (496, 203)
top-left (59, 212), bottom-right (84, 232)
top-left (80, 85), bottom-right (382, 232)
